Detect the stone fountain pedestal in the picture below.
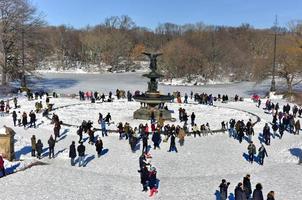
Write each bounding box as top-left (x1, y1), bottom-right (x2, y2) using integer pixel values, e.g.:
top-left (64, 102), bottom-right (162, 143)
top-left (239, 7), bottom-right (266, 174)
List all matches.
top-left (133, 107), bottom-right (172, 120)
top-left (133, 52), bottom-right (174, 121)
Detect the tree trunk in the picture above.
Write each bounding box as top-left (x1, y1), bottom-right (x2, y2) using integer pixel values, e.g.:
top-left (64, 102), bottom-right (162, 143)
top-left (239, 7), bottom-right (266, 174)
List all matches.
top-left (1, 70), bottom-right (7, 85)
top-left (1, 57), bottom-right (8, 85)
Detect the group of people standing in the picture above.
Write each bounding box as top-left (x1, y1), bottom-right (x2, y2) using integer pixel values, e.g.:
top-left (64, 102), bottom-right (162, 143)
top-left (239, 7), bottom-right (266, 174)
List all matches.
top-left (229, 118), bottom-right (255, 143)
top-left (219, 174), bottom-right (275, 200)
top-left (138, 153), bottom-right (158, 197)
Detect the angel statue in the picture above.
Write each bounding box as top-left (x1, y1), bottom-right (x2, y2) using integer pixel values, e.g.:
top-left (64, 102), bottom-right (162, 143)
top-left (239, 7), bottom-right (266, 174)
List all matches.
top-left (142, 52), bottom-right (163, 71)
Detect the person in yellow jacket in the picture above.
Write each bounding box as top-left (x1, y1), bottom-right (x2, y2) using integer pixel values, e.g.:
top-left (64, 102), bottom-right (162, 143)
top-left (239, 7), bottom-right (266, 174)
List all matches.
top-left (178, 128), bottom-right (186, 146)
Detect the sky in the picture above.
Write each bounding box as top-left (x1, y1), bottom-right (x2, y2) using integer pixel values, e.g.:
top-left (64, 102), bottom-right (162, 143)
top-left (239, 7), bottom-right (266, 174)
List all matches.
top-left (30, 0), bottom-right (302, 30)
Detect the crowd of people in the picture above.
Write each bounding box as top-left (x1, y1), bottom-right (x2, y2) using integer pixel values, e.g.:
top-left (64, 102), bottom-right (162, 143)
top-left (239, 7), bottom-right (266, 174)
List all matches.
top-left (1, 88), bottom-right (302, 200)
top-left (219, 174), bottom-right (275, 200)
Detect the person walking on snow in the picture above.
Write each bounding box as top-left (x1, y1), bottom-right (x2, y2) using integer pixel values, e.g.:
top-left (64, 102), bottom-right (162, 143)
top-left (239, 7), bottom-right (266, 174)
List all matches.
top-left (295, 119), bottom-right (300, 135)
top-left (184, 93), bottom-right (188, 104)
top-left (243, 174), bottom-right (252, 199)
top-left (22, 112), bottom-right (28, 128)
top-left (263, 123), bottom-right (271, 145)
top-left (234, 182), bottom-right (247, 200)
top-left (105, 113), bottom-right (111, 124)
top-left (77, 126), bottom-right (83, 143)
top-left (48, 135), bottom-right (55, 159)
top-left (95, 139), bottom-right (103, 157)
top-left (142, 133), bottom-right (149, 153)
top-left (29, 110), bottom-right (36, 128)
top-left (140, 165), bottom-right (149, 192)
top-left (101, 119), bottom-right (108, 137)
top-left (36, 139), bottom-right (43, 159)
top-left (191, 112), bottom-right (195, 126)
top-left (149, 166), bottom-right (158, 197)
top-left (53, 121), bottom-right (61, 142)
top-left (219, 179), bottom-right (230, 200)
top-left (31, 135), bottom-right (36, 157)
top-left (12, 111), bottom-right (17, 126)
top-left (69, 141), bottom-right (77, 166)
top-left (247, 141), bottom-right (256, 163)
top-left (152, 130), bottom-right (161, 150)
top-left (252, 183), bottom-right (264, 200)
top-left (258, 144), bottom-right (268, 165)
top-left (77, 142), bottom-right (86, 167)
top-left (272, 123), bottom-right (278, 138)
top-left (168, 134), bottom-right (178, 153)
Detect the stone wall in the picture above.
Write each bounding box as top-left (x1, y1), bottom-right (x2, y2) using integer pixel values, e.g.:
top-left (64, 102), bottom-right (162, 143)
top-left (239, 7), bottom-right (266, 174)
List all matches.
top-left (0, 126), bottom-right (15, 161)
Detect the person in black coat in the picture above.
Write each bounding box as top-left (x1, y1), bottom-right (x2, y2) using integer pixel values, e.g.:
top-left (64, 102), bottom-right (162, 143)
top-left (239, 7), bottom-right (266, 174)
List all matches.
top-left (263, 123), bottom-right (271, 145)
top-left (142, 134), bottom-right (148, 154)
top-left (168, 134), bottom-right (178, 152)
top-left (191, 112), bottom-right (196, 126)
top-left (36, 139), bottom-right (43, 159)
top-left (235, 182), bottom-right (247, 200)
top-left (183, 112), bottom-right (188, 125)
top-left (258, 144), bottom-right (268, 165)
top-left (77, 142), bottom-right (86, 167)
top-left (48, 135), bottom-right (55, 159)
top-left (69, 141), bottom-right (76, 166)
top-left (219, 179), bottom-right (230, 200)
top-left (77, 126), bottom-right (83, 143)
top-left (22, 112), bottom-right (27, 128)
top-left (12, 111), bottom-right (17, 126)
top-left (29, 111), bottom-right (36, 128)
top-left (252, 183), bottom-right (264, 200)
top-left (95, 139), bottom-right (103, 157)
top-left (105, 113), bottom-right (111, 124)
top-left (140, 166), bottom-right (149, 192)
top-left (152, 131), bottom-right (161, 150)
top-left (139, 153), bottom-right (145, 170)
top-left (243, 174), bottom-right (252, 199)
top-left (272, 123), bottom-right (278, 138)
top-left (279, 123), bottom-right (285, 138)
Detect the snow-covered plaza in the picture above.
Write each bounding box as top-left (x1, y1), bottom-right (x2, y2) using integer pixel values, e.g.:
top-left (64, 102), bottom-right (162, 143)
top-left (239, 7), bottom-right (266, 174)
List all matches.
top-left (0, 73), bottom-right (301, 200)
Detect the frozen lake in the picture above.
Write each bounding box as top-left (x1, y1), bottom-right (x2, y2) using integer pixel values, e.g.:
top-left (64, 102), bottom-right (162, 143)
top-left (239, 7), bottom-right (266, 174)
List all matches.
top-left (1, 72), bottom-right (301, 99)
top-left (28, 72), bottom-right (299, 97)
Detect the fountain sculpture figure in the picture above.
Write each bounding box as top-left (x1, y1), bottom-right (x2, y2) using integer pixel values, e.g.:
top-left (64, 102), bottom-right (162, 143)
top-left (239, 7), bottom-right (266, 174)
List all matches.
top-left (133, 52), bottom-right (174, 120)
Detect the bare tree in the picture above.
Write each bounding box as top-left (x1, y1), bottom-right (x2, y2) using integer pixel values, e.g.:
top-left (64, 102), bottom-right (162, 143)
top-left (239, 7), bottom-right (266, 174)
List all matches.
top-left (277, 34), bottom-right (302, 94)
top-left (0, 0), bottom-right (44, 86)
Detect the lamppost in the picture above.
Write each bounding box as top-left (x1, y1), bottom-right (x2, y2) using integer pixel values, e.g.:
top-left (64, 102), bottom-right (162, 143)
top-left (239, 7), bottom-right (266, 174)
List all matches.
top-left (270, 16), bottom-right (278, 92)
top-left (270, 29), bottom-right (277, 92)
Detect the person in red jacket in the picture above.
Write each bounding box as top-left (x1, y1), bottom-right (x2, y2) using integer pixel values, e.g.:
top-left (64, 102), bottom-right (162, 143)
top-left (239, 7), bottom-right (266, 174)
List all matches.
top-left (0, 154), bottom-right (5, 177)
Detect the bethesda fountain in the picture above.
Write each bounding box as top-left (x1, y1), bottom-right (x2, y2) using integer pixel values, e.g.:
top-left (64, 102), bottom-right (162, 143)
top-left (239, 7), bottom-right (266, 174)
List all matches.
top-left (133, 52), bottom-right (174, 120)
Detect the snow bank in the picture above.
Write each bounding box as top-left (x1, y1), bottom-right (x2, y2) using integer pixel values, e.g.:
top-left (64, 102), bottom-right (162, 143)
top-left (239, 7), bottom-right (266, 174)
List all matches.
top-left (0, 127), bottom-right (6, 135)
top-left (269, 92), bottom-right (284, 100)
top-left (159, 76), bottom-right (233, 86)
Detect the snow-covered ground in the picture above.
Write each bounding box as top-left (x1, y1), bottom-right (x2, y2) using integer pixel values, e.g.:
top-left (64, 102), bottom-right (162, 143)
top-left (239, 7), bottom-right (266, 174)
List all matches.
top-left (159, 75), bottom-right (233, 86)
top-left (54, 99), bottom-right (257, 130)
top-left (0, 90), bottom-right (302, 199)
